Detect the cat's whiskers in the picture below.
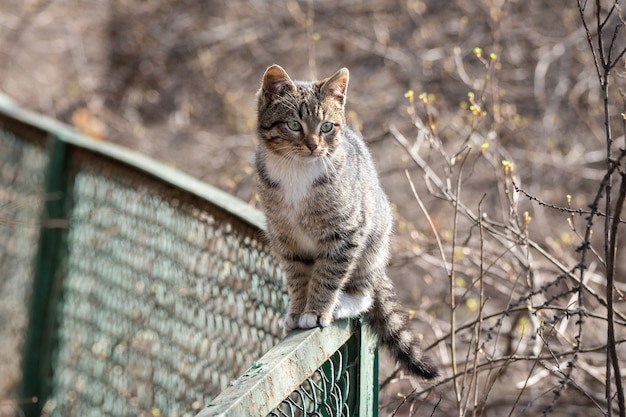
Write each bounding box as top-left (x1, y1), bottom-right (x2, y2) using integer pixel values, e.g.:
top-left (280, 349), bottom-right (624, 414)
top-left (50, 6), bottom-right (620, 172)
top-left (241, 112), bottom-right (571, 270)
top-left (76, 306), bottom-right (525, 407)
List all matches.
top-left (273, 143), bottom-right (318, 162)
top-left (319, 155), bottom-right (330, 179)
top-left (271, 145), bottom-right (295, 154)
top-left (321, 155), bottom-right (338, 179)
top-left (275, 149), bottom-right (297, 167)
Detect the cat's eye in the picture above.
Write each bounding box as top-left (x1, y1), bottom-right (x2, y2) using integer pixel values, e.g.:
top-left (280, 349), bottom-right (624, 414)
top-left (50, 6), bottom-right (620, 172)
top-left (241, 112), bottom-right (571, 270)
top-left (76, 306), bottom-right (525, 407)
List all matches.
top-left (286, 121), bottom-right (302, 131)
top-left (320, 122), bottom-right (334, 133)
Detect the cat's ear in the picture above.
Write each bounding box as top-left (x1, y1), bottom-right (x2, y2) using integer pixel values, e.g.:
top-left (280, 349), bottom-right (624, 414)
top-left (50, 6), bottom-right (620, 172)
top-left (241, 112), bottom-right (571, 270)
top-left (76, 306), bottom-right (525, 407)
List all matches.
top-left (320, 68), bottom-right (349, 106)
top-left (261, 65), bottom-right (295, 105)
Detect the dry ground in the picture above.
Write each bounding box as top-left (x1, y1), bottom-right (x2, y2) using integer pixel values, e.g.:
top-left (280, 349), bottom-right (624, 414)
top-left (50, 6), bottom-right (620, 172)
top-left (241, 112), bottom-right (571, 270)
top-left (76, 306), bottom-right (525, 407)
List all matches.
top-left (2, 0), bottom-right (626, 416)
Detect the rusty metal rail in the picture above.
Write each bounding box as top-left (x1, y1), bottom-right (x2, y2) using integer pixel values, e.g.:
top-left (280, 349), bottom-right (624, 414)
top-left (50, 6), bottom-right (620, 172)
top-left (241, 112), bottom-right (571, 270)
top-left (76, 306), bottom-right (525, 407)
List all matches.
top-left (0, 94), bottom-right (378, 417)
top-left (200, 320), bottom-right (378, 417)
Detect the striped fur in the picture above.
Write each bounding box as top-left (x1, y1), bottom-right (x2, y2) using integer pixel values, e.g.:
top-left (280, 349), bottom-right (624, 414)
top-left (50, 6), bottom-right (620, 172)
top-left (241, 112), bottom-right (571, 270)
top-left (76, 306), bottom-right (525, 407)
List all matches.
top-left (255, 65), bottom-right (438, 379)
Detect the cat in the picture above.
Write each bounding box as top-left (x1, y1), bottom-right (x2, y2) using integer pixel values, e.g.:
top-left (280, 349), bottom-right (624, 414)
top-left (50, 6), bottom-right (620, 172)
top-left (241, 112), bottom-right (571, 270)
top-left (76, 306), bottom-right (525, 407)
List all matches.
top-left (255, 64), bottom-right (438, 379)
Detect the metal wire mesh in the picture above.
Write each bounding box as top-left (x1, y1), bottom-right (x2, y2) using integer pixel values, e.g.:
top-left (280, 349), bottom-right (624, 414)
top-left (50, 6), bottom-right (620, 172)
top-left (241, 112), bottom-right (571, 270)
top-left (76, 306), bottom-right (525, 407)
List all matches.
top-left (268, 341), bottom-right (357, 417)
top-left (198, 319), bottom-right (375, 417)
top-left (0, 129), bottom-right (48, 404)
top-left (1, 103), bottom-right (378, 417)
top-left (43, 155), bottom-right (288, 417)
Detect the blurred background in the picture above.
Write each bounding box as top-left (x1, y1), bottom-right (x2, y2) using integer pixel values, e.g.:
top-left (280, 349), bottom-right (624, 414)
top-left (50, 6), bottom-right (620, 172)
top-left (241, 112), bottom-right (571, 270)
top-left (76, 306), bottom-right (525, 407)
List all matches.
top-left (1, 1), bottom-right (603, 196)
top-left (2, 0), bottom-right (625, 416)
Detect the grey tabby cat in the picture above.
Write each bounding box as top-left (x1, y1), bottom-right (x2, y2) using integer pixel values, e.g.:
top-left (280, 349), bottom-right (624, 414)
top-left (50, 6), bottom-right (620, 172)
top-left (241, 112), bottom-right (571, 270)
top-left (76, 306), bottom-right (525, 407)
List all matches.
top-left (255, 64), bottom-right (438, 379)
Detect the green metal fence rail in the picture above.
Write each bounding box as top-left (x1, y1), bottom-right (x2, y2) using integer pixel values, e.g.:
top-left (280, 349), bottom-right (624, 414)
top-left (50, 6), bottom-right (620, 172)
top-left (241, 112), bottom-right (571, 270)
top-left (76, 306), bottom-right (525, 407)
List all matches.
top-left (0, 94), bottom-right (378, 417)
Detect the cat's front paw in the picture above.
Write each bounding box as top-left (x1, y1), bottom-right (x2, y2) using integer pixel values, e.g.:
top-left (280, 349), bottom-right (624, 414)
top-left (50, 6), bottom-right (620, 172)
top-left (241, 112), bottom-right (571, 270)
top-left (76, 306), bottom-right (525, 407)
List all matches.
top-left (298, 312), bottom-right (332, 329)
top-left (282, 313), bottom-right (300, 337)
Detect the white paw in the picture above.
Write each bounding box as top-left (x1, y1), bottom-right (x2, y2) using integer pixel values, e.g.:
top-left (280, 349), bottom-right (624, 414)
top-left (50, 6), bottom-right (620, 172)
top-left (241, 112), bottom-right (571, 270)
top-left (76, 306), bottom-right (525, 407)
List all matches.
top-left (298, 312), bottom-right (332, 329)
top-left (298, 312), bottom-right (319, 329)
top-left (283, 313), bottom-right (300, 336)
top-left (333, 292), bottom-right (372, 319)
top-left (318, 314), bottom-right (332, 327)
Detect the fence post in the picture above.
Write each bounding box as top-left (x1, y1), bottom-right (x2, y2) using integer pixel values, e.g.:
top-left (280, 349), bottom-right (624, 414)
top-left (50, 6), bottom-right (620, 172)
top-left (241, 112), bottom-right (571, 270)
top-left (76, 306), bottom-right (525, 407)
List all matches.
top-left (358, 321), bottom-right (379, 417)
top-left (19, 136), bottom-right (70, 417)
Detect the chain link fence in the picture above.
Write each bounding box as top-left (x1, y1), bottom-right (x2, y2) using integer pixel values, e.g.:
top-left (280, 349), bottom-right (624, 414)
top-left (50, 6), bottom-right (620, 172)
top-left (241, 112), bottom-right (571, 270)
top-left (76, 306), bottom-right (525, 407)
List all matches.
top-left (0, 96), bottom-right (378, 417)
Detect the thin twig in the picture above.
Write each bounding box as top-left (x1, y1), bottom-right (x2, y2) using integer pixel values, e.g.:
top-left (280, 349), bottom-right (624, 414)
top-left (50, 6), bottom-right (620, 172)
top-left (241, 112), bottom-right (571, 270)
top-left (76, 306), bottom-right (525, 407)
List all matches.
top-left (450, 147), bottom-right (472, 416)
top-left (392, 126), bottom-right (626, 323)
top-left (470, 195), bottom-right (487, 417)
top-left (511, 177), bottom-right (626, 225)
top-left (404, 170), bottom-right (449, 277)
top-left (575, 1), bottom-right (626, 416)
top-left (607, 170), bottom-right (626, 417)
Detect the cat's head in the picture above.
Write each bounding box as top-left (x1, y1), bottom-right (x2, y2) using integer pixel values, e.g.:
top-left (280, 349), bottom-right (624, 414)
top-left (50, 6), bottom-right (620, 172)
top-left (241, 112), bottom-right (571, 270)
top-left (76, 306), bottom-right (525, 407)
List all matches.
top-left (257, 65), bottom-right (349, 161)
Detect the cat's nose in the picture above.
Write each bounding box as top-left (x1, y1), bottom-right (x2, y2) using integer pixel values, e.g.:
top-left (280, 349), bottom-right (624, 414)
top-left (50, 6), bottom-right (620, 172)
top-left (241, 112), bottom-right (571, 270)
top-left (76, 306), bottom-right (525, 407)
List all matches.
top-left (306, 143), bottom-right (318, 152)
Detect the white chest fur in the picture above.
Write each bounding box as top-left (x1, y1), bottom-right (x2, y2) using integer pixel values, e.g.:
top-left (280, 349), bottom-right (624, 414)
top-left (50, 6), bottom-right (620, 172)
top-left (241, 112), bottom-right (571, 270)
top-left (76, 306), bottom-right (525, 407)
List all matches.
top-left (264, 154), bottom-right (328, 207)
top-left (264, 153), bottom-right (326, 255)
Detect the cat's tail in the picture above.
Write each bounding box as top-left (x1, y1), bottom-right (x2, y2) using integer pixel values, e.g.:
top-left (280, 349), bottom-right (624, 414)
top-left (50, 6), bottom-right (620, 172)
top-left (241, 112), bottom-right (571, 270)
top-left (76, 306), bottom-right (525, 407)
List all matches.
top-left (364, 280), bottom-right (439, 380)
